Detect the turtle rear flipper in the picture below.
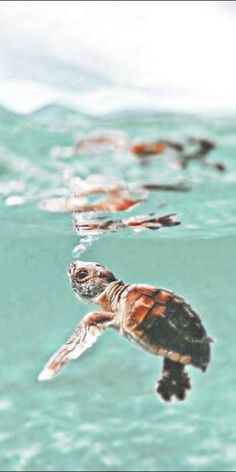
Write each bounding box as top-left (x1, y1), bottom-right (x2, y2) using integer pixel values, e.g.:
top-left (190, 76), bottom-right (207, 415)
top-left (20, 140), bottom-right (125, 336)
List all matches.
top-left (156, 358), bottom-right (191, 402)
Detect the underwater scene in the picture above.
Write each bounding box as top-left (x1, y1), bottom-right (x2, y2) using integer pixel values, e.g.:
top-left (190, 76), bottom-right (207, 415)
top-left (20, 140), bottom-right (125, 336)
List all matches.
top-left (0, 105), bottom-right (236, 471)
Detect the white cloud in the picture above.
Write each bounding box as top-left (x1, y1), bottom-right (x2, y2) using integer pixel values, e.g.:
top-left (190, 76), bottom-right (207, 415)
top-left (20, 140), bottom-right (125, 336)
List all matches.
top-left (0, 1), bottom-right (236, 112)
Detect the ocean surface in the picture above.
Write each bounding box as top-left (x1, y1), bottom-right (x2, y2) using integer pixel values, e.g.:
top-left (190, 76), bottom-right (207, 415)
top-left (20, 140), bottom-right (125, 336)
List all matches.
top-left (0, 105), bottom-right (235, 471)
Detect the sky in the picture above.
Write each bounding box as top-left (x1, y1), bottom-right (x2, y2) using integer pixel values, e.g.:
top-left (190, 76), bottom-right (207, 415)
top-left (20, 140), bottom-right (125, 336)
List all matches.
top-left (0, 1), bottom-right (236, 113)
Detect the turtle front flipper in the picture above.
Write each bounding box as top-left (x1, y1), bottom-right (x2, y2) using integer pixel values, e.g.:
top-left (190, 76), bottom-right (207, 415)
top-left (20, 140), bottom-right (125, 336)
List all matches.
top-left (38, 311), bottom-right (114, 381)
top-left (156, 358), bottom-right (191, 402)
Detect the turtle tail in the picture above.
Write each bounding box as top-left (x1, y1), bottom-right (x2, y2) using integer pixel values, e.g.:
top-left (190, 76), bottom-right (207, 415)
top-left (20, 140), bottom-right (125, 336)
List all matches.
top-left (156, 358), bottom-right (191, 402)
top-left (192, 336), bottom-right (213, 373)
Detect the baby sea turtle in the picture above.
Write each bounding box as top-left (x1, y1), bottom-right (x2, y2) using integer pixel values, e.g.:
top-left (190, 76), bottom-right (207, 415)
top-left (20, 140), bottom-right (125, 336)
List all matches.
top-left (39, 261), bottom-right (213, 402)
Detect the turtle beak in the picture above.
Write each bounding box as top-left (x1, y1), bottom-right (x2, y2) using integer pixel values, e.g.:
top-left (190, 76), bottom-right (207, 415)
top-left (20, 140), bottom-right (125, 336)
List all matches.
top-left (68, 263), bottom-right (77, 277)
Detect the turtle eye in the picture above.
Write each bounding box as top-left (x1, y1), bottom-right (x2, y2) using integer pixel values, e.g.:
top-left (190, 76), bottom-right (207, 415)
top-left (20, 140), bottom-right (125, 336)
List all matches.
top-left (76, 269), bottom-right (89, 281)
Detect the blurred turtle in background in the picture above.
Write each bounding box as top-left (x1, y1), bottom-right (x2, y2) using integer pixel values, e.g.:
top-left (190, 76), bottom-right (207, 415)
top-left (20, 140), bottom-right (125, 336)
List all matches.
top-left (39, 176), bottom-right (190, 213)
top-left (130, 137), bottom-right (226, 172)
top-left (180, 137), bottom-right (226, 172)
top-left (74, 212), bottom-right (180, 235)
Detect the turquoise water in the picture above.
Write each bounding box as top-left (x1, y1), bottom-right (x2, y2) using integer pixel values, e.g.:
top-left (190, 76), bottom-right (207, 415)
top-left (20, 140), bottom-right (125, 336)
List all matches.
top-left (0, 106), bottom-right (236, 471)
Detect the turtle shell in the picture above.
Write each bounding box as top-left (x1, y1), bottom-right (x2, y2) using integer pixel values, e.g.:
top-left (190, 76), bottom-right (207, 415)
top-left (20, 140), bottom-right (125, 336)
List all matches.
top-left (121, 284), bottom-right (211, 371)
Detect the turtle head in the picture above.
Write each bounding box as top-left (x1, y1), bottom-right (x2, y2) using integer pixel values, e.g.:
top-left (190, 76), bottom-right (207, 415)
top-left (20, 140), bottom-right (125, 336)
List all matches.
top-left (68, 260), bottom-right (117, 303)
